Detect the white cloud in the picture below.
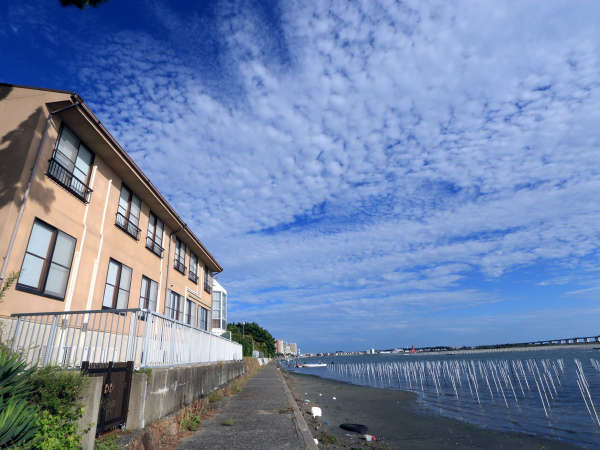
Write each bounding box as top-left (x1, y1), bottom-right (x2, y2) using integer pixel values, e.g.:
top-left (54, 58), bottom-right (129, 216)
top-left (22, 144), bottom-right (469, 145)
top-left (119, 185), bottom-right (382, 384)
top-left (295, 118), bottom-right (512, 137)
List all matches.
top-left (65, 0), bottom-right (600, 351)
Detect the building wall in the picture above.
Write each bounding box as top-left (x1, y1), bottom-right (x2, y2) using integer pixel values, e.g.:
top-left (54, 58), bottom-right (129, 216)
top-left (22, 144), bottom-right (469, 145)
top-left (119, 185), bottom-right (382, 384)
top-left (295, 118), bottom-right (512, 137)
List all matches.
top-left (0, 86), bottom-right (217, 323)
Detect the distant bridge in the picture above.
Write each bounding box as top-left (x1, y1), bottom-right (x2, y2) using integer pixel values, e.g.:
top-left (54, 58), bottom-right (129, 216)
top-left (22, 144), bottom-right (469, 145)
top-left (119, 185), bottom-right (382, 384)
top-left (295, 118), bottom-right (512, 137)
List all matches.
top-left (527, 335), bottom-right (600, 346)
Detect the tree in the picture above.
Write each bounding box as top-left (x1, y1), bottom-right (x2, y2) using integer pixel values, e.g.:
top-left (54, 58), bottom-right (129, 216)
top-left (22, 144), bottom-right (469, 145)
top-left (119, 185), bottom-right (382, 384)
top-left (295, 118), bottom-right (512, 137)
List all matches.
top-left (59, 0), bottom-right (109, 8)
top-left (227, 322), bottom-right (276, 357)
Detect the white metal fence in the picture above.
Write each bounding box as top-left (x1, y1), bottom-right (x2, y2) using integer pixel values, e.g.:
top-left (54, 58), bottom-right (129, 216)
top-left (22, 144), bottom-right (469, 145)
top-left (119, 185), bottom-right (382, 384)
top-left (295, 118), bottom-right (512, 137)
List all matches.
top-left (8, 308), bottom-right (242, 368)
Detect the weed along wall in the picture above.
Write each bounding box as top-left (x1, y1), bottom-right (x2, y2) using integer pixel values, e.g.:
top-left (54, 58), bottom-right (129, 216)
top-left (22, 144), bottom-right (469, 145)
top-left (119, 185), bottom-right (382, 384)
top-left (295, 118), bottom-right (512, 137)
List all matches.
top-left (126, 361), bottom-right (246, 430)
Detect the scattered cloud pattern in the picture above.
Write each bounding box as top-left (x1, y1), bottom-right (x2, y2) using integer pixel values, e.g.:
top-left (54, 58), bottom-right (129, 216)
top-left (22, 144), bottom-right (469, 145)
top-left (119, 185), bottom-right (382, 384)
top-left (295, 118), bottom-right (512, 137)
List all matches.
top-left (3, 0), bottom-right (600, 351)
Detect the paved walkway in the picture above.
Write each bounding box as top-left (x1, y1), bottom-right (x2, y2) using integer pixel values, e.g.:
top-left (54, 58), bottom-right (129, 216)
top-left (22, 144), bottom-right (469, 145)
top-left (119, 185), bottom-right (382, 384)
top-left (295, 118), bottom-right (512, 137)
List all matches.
top-left (178, 362), bottom-right (315, 450)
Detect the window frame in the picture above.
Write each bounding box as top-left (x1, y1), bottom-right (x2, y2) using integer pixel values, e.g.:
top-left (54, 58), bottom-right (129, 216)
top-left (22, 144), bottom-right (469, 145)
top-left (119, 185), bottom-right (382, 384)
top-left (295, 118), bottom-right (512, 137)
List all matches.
top-left (139, 275), bottom-right (158, 312)
top-left (15, 218), bottom-right (77, 301)
top-left (166, 290), bottom-right (183, 321)
top-left (47, 125), bottom-right (94, 203)
top-left (185, 299), bottom-right (194, 325)
top-left (174, 238), bottom-right (186, 274)
top-left (101, 258), bottom-right (132, 310)
top-left (189, 252), bottom-right (198, 283)
top-left (198, 305), bottom-right (208, 331)
top-left (145, 212), bottom-right (164, 257)
top-left (203, 266), bottom-right (212, 293)
top-left (115, 184), bottom-right (142, 240)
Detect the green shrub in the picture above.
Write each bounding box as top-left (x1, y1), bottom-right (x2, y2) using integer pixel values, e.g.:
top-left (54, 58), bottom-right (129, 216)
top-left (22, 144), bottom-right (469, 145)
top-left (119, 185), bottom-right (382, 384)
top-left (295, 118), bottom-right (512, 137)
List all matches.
top-left (28, 410), bottom-right (81, 450)
top-left (26, 366), bottom-right (86, 449)
top-left (95, 433), bottom-right (120, 450)
top-left (208, 390), bottom-right (223, 403)
top-left (181, 414), bottom-right (202, 431)
top-left (29, 366), bottom-right (86, 419)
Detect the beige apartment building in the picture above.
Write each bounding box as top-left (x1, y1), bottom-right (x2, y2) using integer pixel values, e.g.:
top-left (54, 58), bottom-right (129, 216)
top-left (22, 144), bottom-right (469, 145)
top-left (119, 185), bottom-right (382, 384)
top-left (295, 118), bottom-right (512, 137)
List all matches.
top-left (0, 83), bottom-right (221, 337)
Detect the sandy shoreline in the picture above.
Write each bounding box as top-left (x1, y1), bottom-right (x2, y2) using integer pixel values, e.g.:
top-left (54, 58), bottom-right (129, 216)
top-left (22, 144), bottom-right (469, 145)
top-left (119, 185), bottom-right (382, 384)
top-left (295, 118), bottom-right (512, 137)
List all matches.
top-left (284, 369), bottom-right (583, 449)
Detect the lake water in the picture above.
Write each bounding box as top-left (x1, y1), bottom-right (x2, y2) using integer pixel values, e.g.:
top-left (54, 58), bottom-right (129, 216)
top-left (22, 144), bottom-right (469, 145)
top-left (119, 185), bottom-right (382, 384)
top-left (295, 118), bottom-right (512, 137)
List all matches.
top-left (283, 349), bottom-right (600, 448)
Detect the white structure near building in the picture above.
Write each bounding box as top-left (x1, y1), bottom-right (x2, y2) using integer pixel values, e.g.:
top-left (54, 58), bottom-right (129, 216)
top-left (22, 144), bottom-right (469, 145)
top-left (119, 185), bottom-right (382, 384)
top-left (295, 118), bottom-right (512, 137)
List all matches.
top-left (211, 279), bottom-right (228, 335)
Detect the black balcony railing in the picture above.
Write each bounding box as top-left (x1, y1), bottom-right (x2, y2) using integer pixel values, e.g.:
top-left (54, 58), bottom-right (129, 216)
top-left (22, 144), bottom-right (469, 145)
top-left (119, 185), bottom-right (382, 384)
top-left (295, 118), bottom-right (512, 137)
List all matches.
top-left (189, 271), bottom-right (198, 284)
top-left (145, 236), bottom-right (164, 257)
top-left (47, 157), bottom-right (93, 202)
top-left (115, 212), bottom-right (141, 240)
top-left (174, 259), bottom-right (186, 274)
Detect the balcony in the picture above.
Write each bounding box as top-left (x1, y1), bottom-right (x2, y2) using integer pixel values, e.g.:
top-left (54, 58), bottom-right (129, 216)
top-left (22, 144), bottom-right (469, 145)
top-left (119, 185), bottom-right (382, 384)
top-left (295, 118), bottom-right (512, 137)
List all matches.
top-left (47, 157), bottom-right (93, 202)
top-left (174, 259), bottom-right (186, 274)
top-left (189, 271), bottom-right (198, 284)
top-left (145, 236), bottom-right (164, 257)
top-left (115, 212), bottom-right (141, 240)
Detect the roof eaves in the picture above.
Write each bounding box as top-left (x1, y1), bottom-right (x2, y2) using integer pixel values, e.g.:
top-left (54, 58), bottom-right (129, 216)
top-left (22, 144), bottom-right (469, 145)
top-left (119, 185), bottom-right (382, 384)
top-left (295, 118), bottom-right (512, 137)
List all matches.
top-left (0, 82), bottom-right (76, 96)
top-left (69, 94), bottom-right (223, 273)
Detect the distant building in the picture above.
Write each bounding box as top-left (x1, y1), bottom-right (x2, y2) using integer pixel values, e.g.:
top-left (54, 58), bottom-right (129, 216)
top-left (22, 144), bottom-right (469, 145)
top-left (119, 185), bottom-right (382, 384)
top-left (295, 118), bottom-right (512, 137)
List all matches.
top-left (276, 339), bottom-right (298, 356)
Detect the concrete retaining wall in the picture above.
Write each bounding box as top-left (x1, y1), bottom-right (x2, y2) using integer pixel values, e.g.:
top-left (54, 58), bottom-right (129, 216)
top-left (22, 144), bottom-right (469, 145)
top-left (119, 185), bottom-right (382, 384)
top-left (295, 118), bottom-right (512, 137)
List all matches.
top-left (126, 360), bottom-right (246, 430)
top-left (78, 376), bottom-right (103, 450)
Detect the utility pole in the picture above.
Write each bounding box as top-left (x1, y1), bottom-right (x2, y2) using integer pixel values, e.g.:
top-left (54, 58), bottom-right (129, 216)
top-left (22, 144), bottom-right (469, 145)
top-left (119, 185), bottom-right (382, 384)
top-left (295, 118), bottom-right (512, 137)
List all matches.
top-left (242, 321), bottom-right (246, 355)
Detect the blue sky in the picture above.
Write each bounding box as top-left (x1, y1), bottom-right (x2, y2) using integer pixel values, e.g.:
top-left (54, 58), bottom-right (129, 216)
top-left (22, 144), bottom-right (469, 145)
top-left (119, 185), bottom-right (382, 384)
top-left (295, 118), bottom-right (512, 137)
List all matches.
top-left (2, 1), bottom-right (600, 353)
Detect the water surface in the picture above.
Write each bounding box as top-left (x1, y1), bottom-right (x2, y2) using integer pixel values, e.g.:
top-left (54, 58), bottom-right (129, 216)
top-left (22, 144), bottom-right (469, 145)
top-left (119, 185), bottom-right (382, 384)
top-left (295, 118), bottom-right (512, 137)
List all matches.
top-left (284, 349), bottom-right (600, 448)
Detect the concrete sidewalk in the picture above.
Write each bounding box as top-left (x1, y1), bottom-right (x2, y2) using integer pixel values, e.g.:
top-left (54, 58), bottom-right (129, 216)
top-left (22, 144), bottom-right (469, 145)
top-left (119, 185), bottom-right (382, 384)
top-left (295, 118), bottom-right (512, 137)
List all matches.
top-left (178, 362), bottom-right (316, 450)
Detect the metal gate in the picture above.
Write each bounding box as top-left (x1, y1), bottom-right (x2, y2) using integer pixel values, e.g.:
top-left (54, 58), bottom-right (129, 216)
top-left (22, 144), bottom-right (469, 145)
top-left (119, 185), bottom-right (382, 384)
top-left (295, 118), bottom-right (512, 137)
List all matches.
top-left (81, 361), bottom-right (134, 435)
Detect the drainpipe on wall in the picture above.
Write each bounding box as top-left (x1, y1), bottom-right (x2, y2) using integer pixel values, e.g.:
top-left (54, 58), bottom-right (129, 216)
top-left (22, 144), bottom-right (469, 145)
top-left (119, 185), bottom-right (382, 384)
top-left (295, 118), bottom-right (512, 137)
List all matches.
top-left (0, 101), bottom-right (80, 283)
top-left (163, 225), bottom-right (185, 314)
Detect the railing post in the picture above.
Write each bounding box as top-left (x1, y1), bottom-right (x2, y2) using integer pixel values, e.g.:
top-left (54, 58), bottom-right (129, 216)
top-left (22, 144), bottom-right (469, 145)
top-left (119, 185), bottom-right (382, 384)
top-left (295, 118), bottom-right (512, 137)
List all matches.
top-left (169, 322), bottom-right (176, 365)
top-left (140, 312), bottom-right (153, 368)
top-left (10, 316), bottom-right (22, 353)
top-left (187, 326), bottom-right (192, 364)
top-left (126, 311), bottom-right (136, 362)
top-left (43, 315), bottom-right (59, 366)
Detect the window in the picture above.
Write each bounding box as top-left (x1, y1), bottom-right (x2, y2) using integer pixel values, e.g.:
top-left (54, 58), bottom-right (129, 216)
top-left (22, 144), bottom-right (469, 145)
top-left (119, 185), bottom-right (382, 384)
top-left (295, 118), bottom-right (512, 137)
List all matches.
top-left (146, 212), bottom-right (164, 256)
top-left (189, 253), bottom-right (198, 283)
top-left (48, 126), bottom-right (94, 202)
top-left (17, 219), bottom-right (76, 300)
top-left (198, 306), bottom-right (208, 331)
top-left (174, 238), bottom-right (186, 274)
top-left (139, 276), bottom-right (158, 312)
top-left (185, 299), bottom-right (196, 326)
top-left (115, 184), bottom-right (141, 239)
top-left (212, 291), bottom-right (227, 330)
top-left (102, 258), bottom-right (132, 309)
top-left (166, 290), bottom-right (182, 321)
top-left (212, 291), bottom-right (221, 328)
top-left (203, 266), bottom-right (212, 293)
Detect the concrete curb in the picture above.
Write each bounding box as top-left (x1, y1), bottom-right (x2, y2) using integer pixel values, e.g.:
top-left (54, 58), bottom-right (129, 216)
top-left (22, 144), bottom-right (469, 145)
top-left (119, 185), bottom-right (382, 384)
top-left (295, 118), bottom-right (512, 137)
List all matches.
top-left (276, 364), bottom-right (318, 450)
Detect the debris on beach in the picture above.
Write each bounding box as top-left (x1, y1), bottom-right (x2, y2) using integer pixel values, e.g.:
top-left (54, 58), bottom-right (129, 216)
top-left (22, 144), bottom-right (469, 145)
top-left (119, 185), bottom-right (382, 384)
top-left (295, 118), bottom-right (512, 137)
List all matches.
top-left (310, 406), bottom-right (322, 417)
top-left (340, 423), bottom-right (368, 434)
top-left (332, 396), bottom-right (336, 400)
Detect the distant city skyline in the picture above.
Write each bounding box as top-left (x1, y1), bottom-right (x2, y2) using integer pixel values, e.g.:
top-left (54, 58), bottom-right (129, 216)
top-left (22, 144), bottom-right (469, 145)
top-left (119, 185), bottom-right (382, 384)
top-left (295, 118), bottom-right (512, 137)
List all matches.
top-left (3, 1), bottom-right (600, 353)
